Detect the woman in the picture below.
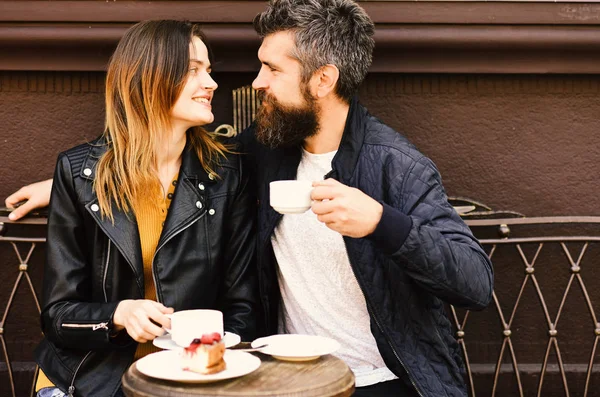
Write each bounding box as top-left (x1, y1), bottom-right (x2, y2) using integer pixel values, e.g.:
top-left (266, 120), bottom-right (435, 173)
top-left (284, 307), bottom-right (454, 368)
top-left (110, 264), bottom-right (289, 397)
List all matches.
top-left (34, 20), bottom-right (257, 397)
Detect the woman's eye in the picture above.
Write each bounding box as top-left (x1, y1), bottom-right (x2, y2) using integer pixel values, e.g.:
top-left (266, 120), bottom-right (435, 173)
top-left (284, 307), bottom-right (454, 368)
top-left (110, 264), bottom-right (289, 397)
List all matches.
top-left (189, 67), bottom-right (198, 74)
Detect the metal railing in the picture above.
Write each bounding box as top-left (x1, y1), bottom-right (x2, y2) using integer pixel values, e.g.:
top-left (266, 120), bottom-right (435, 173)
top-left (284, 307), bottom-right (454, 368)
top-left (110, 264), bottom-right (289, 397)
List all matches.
top-left (459, 216), bottom-right (600, 396)
top-left (0, 215), bottom-right (45, 397)
top-left (3, 212), bottom-right (600, 396)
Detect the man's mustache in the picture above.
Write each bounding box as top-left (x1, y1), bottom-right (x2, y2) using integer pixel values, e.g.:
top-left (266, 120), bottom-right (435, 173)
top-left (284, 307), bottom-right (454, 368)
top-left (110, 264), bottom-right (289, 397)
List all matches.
top-left (257, 90), bottom-right (265, 102)
top-left (256, 90), bottom-right (277, 106)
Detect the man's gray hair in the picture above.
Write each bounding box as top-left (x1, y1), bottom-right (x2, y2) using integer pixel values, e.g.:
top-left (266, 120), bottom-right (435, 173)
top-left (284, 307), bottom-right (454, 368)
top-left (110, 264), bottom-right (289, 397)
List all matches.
top-left (253, 0), bottom-right (375, 103)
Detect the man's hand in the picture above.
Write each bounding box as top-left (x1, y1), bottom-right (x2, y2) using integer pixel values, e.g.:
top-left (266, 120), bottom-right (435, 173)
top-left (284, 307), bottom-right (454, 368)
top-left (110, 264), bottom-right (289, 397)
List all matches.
top-left (311, 178), bottom-right (383, 238)
top-left (113, 300), bottom-right (173, 343)
top-left (5, 179), bottom-right (53, 221)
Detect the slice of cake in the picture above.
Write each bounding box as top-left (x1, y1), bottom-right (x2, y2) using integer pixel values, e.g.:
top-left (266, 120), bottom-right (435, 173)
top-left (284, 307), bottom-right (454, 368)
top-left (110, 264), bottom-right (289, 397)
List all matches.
top-left (181, 332), bottom-right (226, 374)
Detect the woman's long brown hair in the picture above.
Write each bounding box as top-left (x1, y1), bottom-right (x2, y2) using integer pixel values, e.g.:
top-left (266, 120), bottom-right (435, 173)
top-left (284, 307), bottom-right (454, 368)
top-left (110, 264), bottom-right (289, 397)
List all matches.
top-left (95, 20), bottom-right (229, 221)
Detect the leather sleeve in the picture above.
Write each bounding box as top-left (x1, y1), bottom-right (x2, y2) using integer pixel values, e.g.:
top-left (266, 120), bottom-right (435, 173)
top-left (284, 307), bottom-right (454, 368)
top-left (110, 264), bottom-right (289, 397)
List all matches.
top-left (41, 153), bottom-right (122, 350)
top-left (218, 156), bottom-right (259, 341)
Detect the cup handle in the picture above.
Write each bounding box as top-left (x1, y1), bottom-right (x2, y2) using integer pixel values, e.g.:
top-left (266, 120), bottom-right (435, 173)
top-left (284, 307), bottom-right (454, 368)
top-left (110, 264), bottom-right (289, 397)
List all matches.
top-left (163, 313), bottom-right (172, 334)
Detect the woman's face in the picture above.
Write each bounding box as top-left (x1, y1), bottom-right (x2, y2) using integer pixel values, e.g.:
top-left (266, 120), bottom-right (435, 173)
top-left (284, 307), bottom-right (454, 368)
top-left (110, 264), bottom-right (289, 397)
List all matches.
top-left (170, 36), bottom-right (218, 130)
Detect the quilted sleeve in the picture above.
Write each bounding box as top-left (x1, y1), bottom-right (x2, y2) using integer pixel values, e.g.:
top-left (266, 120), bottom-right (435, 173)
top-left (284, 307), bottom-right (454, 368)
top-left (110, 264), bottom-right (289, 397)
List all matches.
top-left (373, 155), bottom-right (493, 310)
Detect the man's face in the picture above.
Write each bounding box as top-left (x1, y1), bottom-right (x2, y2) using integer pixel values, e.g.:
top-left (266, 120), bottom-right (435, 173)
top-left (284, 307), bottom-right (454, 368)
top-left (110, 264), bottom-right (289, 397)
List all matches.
top-left (252, 31), bottom-right (320, 149)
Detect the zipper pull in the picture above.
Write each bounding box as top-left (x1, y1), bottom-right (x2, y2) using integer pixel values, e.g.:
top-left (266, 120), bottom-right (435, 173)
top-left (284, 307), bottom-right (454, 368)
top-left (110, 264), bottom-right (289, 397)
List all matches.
top-left (68, 385), bottom-right (75, 397)
top-left (92, 322), bottom-right (109, 331)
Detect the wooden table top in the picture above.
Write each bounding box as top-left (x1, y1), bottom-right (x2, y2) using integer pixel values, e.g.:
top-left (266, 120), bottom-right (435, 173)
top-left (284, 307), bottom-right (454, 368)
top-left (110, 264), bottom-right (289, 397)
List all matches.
top-left (122, 351), bottom-right (355, 397)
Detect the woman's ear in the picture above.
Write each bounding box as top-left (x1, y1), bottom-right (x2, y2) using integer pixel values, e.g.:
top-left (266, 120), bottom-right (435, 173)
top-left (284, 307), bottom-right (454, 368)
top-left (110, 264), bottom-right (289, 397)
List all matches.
top-left (312, 64), bottom-right (340, 99)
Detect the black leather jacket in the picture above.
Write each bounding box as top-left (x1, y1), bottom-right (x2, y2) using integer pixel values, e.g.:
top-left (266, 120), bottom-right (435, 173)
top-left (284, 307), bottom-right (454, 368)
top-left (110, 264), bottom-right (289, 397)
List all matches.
top-left (238, 97), bottom-right (493, 397)
top-left (34, 136), bottom-right (257, 397)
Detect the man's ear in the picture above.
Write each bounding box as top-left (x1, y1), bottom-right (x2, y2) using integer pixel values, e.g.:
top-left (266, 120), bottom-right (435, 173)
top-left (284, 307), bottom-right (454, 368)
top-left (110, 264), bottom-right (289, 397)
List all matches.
top-left (312, 64), bottom-right (340, 98)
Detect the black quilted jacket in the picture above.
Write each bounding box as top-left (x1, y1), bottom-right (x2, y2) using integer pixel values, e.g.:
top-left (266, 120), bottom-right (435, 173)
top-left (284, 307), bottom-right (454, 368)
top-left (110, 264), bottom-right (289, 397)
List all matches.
top-left (238, 97), bottom-right (493, 397)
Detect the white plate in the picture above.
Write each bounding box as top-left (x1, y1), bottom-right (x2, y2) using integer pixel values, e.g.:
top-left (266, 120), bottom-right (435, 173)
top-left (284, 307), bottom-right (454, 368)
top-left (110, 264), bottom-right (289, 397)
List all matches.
top-left (153, 331), bottom-right (241, 350)
top-left (136, 349), bottom-right (261, 383)
top-left (251, 334), bottom-right (340, 362)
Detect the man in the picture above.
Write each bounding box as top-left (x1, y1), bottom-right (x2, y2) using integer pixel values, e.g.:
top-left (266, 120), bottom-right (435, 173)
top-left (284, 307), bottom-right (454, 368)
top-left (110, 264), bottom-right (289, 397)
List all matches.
top-left (7, 1), bottom-right (493, 396)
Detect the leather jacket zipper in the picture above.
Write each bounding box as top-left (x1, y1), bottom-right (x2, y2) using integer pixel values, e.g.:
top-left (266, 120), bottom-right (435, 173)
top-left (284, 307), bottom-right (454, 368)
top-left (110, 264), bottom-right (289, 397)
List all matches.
top-left (343, 244), bottom-right (425, 397)
top-left (67, 350), bottom-right (93, 397)
top-left (150, 211), bottom-right (207, 303)
top-left (64, 242), bottom-right (111, 396)
top-left (62, 322), bottom-right (109, 331)
top-left (102, 241), bottom-right (111, 302)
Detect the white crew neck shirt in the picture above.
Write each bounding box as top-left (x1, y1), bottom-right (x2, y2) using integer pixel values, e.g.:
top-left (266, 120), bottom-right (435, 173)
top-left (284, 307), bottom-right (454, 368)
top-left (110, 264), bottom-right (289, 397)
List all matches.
top-left (271, 148), bottom-right (398, 387)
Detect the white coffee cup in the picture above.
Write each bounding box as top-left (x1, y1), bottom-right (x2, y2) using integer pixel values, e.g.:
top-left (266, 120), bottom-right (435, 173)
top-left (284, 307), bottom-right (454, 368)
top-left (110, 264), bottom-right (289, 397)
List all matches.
top-left (270, 180), bottom-right (313, 214)
top-left (166, 309), bottom-right (223, 347)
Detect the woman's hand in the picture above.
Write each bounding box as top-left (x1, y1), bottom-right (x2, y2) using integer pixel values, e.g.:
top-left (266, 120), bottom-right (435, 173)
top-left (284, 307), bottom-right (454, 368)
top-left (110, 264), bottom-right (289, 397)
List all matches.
top-left (113, 300), bottom-right (173, 343)
top-left (5, 179), bottom-right (53, 220)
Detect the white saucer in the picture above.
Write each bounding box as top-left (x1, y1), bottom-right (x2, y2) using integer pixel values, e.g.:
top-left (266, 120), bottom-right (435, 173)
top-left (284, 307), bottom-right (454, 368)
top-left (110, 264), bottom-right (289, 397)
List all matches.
top-left (153, 331), bottom-right (241, 350)
top-left (136, 349), bottom-right (260, 383)
top-left (251, 334), bottom-right (340, 362)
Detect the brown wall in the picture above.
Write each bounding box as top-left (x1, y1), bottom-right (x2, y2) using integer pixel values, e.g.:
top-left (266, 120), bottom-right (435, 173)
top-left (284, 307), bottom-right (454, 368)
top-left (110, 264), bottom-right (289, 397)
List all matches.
top-left (2, 72), bottom-right (599, 216)
top-left (359, 74), bottom-right (600, 216)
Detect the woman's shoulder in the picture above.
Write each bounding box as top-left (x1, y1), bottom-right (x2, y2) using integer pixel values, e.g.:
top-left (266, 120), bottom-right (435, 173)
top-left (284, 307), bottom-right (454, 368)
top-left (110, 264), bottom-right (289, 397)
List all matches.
top-left (213, 136), bottom-right (243, 171)
top-left (57, 135), bottom-right (108, 179)
top-left (216, 151), bottom-right (244, 182)
top-left (60, 135), bottom-right (107, 159)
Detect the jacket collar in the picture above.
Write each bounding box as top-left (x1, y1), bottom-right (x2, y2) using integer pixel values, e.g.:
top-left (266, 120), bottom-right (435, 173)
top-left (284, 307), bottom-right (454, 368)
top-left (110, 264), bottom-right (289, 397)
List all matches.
top-left (258, 97), bottom-right (366, 244)
top-left (259, 144), bottom-right (301, 245)
top-left (82, 137), bottom-right (211, 281)
top-left (159, 143), bottom-right (210, 258)
top-left (326, 96), bottom-right (366, 184)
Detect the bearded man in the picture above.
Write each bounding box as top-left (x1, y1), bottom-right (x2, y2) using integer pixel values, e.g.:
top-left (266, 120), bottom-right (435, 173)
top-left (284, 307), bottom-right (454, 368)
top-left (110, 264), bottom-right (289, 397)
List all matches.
top-left (237, 1), bottom-right (494, 396)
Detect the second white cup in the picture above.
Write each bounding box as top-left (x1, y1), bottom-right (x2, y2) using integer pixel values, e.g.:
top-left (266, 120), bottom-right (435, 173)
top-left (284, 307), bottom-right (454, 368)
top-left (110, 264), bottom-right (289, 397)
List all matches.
top-left (167, 309), bottom-right (223, 347)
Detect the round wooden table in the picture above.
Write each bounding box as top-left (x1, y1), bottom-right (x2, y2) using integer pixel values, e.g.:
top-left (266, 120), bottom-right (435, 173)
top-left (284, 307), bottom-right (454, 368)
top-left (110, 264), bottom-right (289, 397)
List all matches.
top-left (122, 351), bottom-right (355, 397)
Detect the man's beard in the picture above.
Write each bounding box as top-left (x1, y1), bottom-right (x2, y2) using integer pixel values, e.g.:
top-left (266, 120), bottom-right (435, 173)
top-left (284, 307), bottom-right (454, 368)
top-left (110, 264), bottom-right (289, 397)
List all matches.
top-left (254, 88), bottom-right (320, 149)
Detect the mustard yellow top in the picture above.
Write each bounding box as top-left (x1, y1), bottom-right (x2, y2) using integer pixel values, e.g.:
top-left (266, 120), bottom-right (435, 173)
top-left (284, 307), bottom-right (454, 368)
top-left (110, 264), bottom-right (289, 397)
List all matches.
top-left (36, 176), bottom-right (178, 391)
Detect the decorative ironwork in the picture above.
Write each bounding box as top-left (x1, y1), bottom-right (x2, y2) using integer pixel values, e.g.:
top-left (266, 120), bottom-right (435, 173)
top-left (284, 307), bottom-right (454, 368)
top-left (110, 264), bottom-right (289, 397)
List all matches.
top-left (212, 124), bottom-right (237, 138)
top-left (457, 216), bottom-right (600, 397)
top-left (232, 85), bottom-right (260, 135)
top-left (0, 215), bottom-right (45, 397)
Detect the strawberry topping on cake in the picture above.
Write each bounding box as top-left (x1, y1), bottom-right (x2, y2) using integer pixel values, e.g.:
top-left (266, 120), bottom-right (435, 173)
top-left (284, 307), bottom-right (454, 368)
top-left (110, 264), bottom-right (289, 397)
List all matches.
top-left (181, 333), bottom-right (226, 374)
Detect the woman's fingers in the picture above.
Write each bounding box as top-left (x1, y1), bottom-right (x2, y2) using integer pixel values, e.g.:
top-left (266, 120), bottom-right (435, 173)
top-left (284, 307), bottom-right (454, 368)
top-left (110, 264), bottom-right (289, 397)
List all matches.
top-left (127, 322), bottom-right (154, 343)
top-left (115, 299), bottom-right (174, 342)
top-left (134, 304), bottom-right (167, 338)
